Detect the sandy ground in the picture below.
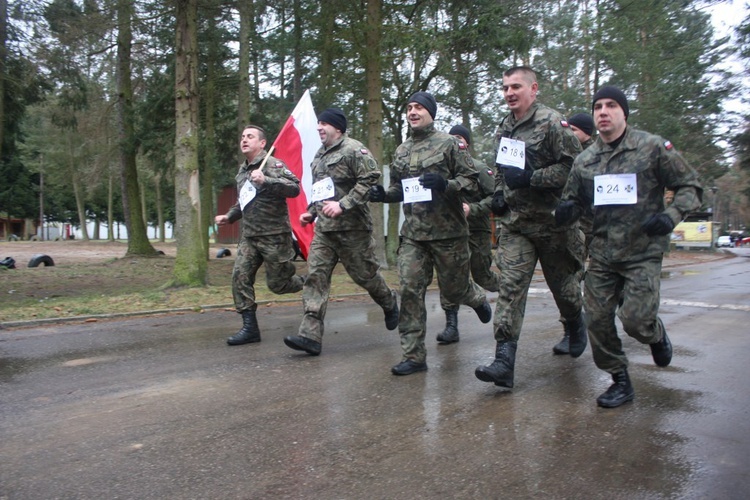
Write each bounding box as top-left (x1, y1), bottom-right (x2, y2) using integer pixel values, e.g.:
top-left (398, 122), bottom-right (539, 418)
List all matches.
top-left (0, 240), bottom-right (225, 267)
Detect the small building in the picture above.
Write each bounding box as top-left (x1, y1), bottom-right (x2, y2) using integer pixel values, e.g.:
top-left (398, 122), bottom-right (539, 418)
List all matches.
top-left (1, 214), bottom-right (38, 241)
top-left (215, 186), bottom-right (240, 244)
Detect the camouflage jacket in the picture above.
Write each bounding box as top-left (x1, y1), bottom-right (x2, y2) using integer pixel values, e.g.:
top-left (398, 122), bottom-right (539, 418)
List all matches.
top-left (384, 123), bottom-right (478, 241)
top-left (226, 151), bottom-right (300, 237)
top-left (465, 159), bottom-right (496, 233)
top-left (307, 135), bottom-right (380, 232)
top-left (562, 127), bottom-right (703, 263)
top-left (494, 102), bottom-right (581, 230)
top-left (577, 137), bottom-right (596, 237)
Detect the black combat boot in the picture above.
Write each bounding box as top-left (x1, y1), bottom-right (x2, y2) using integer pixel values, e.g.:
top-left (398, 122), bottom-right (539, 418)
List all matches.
top-left (596, 369), bottom-right (635, 408)
top-left (473, 300), bottom-right (493, 323)
top-left (227, 311), bottom-right (261, 345)
top-left (283, 335), bottom-right (322, 356)
top-left (565, 310), bottom-right (588, 358)
top-left (552, 332), bottom-right (570, 355)
top-left (650, 318), bottom-right (672, 367)
top-left (383, 291), bottom-right (399, 331)
top-left (474, 341), bottom-right (517, 388)
top-left (436, 309), bottom-right (460, 344)
top-left (391, 359), bottom-right (428, 376)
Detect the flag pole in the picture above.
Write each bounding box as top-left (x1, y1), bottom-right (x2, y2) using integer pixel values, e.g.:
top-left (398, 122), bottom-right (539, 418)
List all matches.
top-left (258, 145), bottom-right (275, 171)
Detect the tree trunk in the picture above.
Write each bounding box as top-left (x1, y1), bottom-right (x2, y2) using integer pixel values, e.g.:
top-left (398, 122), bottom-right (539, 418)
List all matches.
top-left (364, 0), bottom-right (388, 267)
top-left (292, 0), bottom-right (302, 101)
top-left (140, 176), bottom-right (148, 227)
top-left (238, 0), bottom-right (251, 138)
top-left (107, 172), bottom-right (115, 242)
top-left (155, 173), bottom-right (165, 242)
top-left (116, 0), bottom-right (156, 256)
top-left (202, 15), bottom-right (218, 256)
top-left (0, 0), bottom-right (6, 161)
top-left (71, 167), bottom-right (89, 241)
top-left (171, 0), bottom-right (206, 286)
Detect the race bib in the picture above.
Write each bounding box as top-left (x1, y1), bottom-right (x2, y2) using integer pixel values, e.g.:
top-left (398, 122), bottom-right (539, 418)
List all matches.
top-left (495, 137), bottom-right (525, 169)
top-left (594, 173), bottom-right (637, 205)
top-left (311, 177), bottom-right (335, 202)
top-left (239, 180), bottom-right (256, 210)
top-left (402, 177), bottom-right (432, 204)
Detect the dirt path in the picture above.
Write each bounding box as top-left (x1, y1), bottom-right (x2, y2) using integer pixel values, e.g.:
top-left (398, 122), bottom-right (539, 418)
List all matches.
top-left (0, 240), bottom-right (234, 266)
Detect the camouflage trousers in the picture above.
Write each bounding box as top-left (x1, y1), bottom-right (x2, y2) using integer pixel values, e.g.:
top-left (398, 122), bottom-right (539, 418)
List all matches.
top-left (232, 233), bottom-right (304, 312)
top-left (298, 230), bottom-right (395, 343)
top-left (440, 230), bottom-right (499, 310)
top-left (494, 225), bottom-right (583, 342)
top-left (398, 236), bottom-right (487, 363)
top-left (584, 256), bottom-right (666, 374)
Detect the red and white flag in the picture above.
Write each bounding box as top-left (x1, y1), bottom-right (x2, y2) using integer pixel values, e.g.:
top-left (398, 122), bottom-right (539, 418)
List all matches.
top-left (272, 89), bottom-right (319, 259)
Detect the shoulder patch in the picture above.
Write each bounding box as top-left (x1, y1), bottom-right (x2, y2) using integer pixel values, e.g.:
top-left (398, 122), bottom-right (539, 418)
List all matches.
top-left (560, 120), bottom-right (569, 128)
top-left (360, 148), bottom-right (369, 155)
top-left (283, 169), bottom-right (293, 176)
top-left (664, 141), bottom-right (673, 150)
top-left (487, 169), bottom-right (494, 176)
top-left (274, 162), bottom-right (284, 168)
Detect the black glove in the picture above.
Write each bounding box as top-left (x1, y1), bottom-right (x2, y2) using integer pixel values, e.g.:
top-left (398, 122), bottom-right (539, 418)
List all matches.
top-left (419, 172), bottom-right (448, 192)
top-left (502, 167), bottom-right (533, 190)
top-left (641, 213), bottom-right (675, 236)
top-left (369, 185), bottom-right (385, 202)
top-left (490, 192), bottom-right (508, 216)
top-left (555, 200), bottom-right (578, 226)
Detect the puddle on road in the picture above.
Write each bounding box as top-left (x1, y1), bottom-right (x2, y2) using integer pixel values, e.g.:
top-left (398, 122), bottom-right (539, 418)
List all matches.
top-left (61, 356), bottom-right (115, 367)
top-left (661, 269), bottom-right (702, 279)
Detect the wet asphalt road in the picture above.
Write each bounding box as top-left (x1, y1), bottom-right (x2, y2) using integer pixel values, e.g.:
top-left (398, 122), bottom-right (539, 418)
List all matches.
top-left (1, 250), bottom-right (749, 499)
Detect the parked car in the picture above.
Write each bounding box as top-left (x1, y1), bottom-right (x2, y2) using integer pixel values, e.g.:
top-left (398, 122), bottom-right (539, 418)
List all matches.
top-left (716, 235), bottom-right (733, 248)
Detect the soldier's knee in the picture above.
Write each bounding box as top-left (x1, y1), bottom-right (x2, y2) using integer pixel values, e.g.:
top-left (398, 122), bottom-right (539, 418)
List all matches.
top-left (620, 315), bottom-right (652, 337)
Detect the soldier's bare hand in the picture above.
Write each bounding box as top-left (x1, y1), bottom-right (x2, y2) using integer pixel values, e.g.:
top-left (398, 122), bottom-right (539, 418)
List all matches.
top-left (250, 170), bottom-right (265, 185)
top-left (321, 200), bottom-right (343, 218)
top-left (463, 203), bottom-right (470, 218)
top-left (214, 215), bottom-right (229, 226)
top-left (300, 212), bottom-right (315, 226)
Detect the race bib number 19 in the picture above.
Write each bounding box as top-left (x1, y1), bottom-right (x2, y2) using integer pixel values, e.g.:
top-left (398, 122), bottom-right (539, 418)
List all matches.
top-left (594, 173), bottom-right (638, 205)
top-left (402, 177), bottom-right (432, 204)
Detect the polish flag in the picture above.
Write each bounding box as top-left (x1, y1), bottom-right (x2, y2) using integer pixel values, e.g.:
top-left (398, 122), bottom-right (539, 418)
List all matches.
top-left (272, 90), bottom-right (319, 259)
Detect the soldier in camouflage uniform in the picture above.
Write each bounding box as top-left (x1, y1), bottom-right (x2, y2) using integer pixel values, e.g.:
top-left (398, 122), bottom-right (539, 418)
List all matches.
top-left (475, 66), bottom-right (586, 389)
top-left (552, 112), bottom-right (596, 355)
top-left (556, 86), bottom-right (702, 408)
top-left (434, 124), bottom-right (500, 345)
top-left (215, 125), bottom-right (305, 346)
top-left (283, 108), bottom-right (399, 356)
top-left (370, 92), bottom-right (492, 376)
top-left (567, 112), bottom-right (596, 151)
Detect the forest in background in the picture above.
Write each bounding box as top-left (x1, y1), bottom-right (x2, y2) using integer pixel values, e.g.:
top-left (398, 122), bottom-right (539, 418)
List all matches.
top-left (1, 0), bottom-right (749, 285)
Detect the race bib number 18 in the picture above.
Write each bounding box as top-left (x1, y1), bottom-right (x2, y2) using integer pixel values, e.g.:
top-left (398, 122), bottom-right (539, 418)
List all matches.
top-left (495, 137), bottom-right (526, 169)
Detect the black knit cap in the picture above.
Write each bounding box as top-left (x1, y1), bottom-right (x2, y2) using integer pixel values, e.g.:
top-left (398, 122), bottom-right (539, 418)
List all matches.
top-left (592, 86), bottom-right (629, 119)
top-left (449, 124), bottom-right (471, 145)
top-left (567, 113), bottom-right (595, 136)
top-left (317, 108), bottom-right (347, 133)
top-left (408, 91), bottom-right (437, 119)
